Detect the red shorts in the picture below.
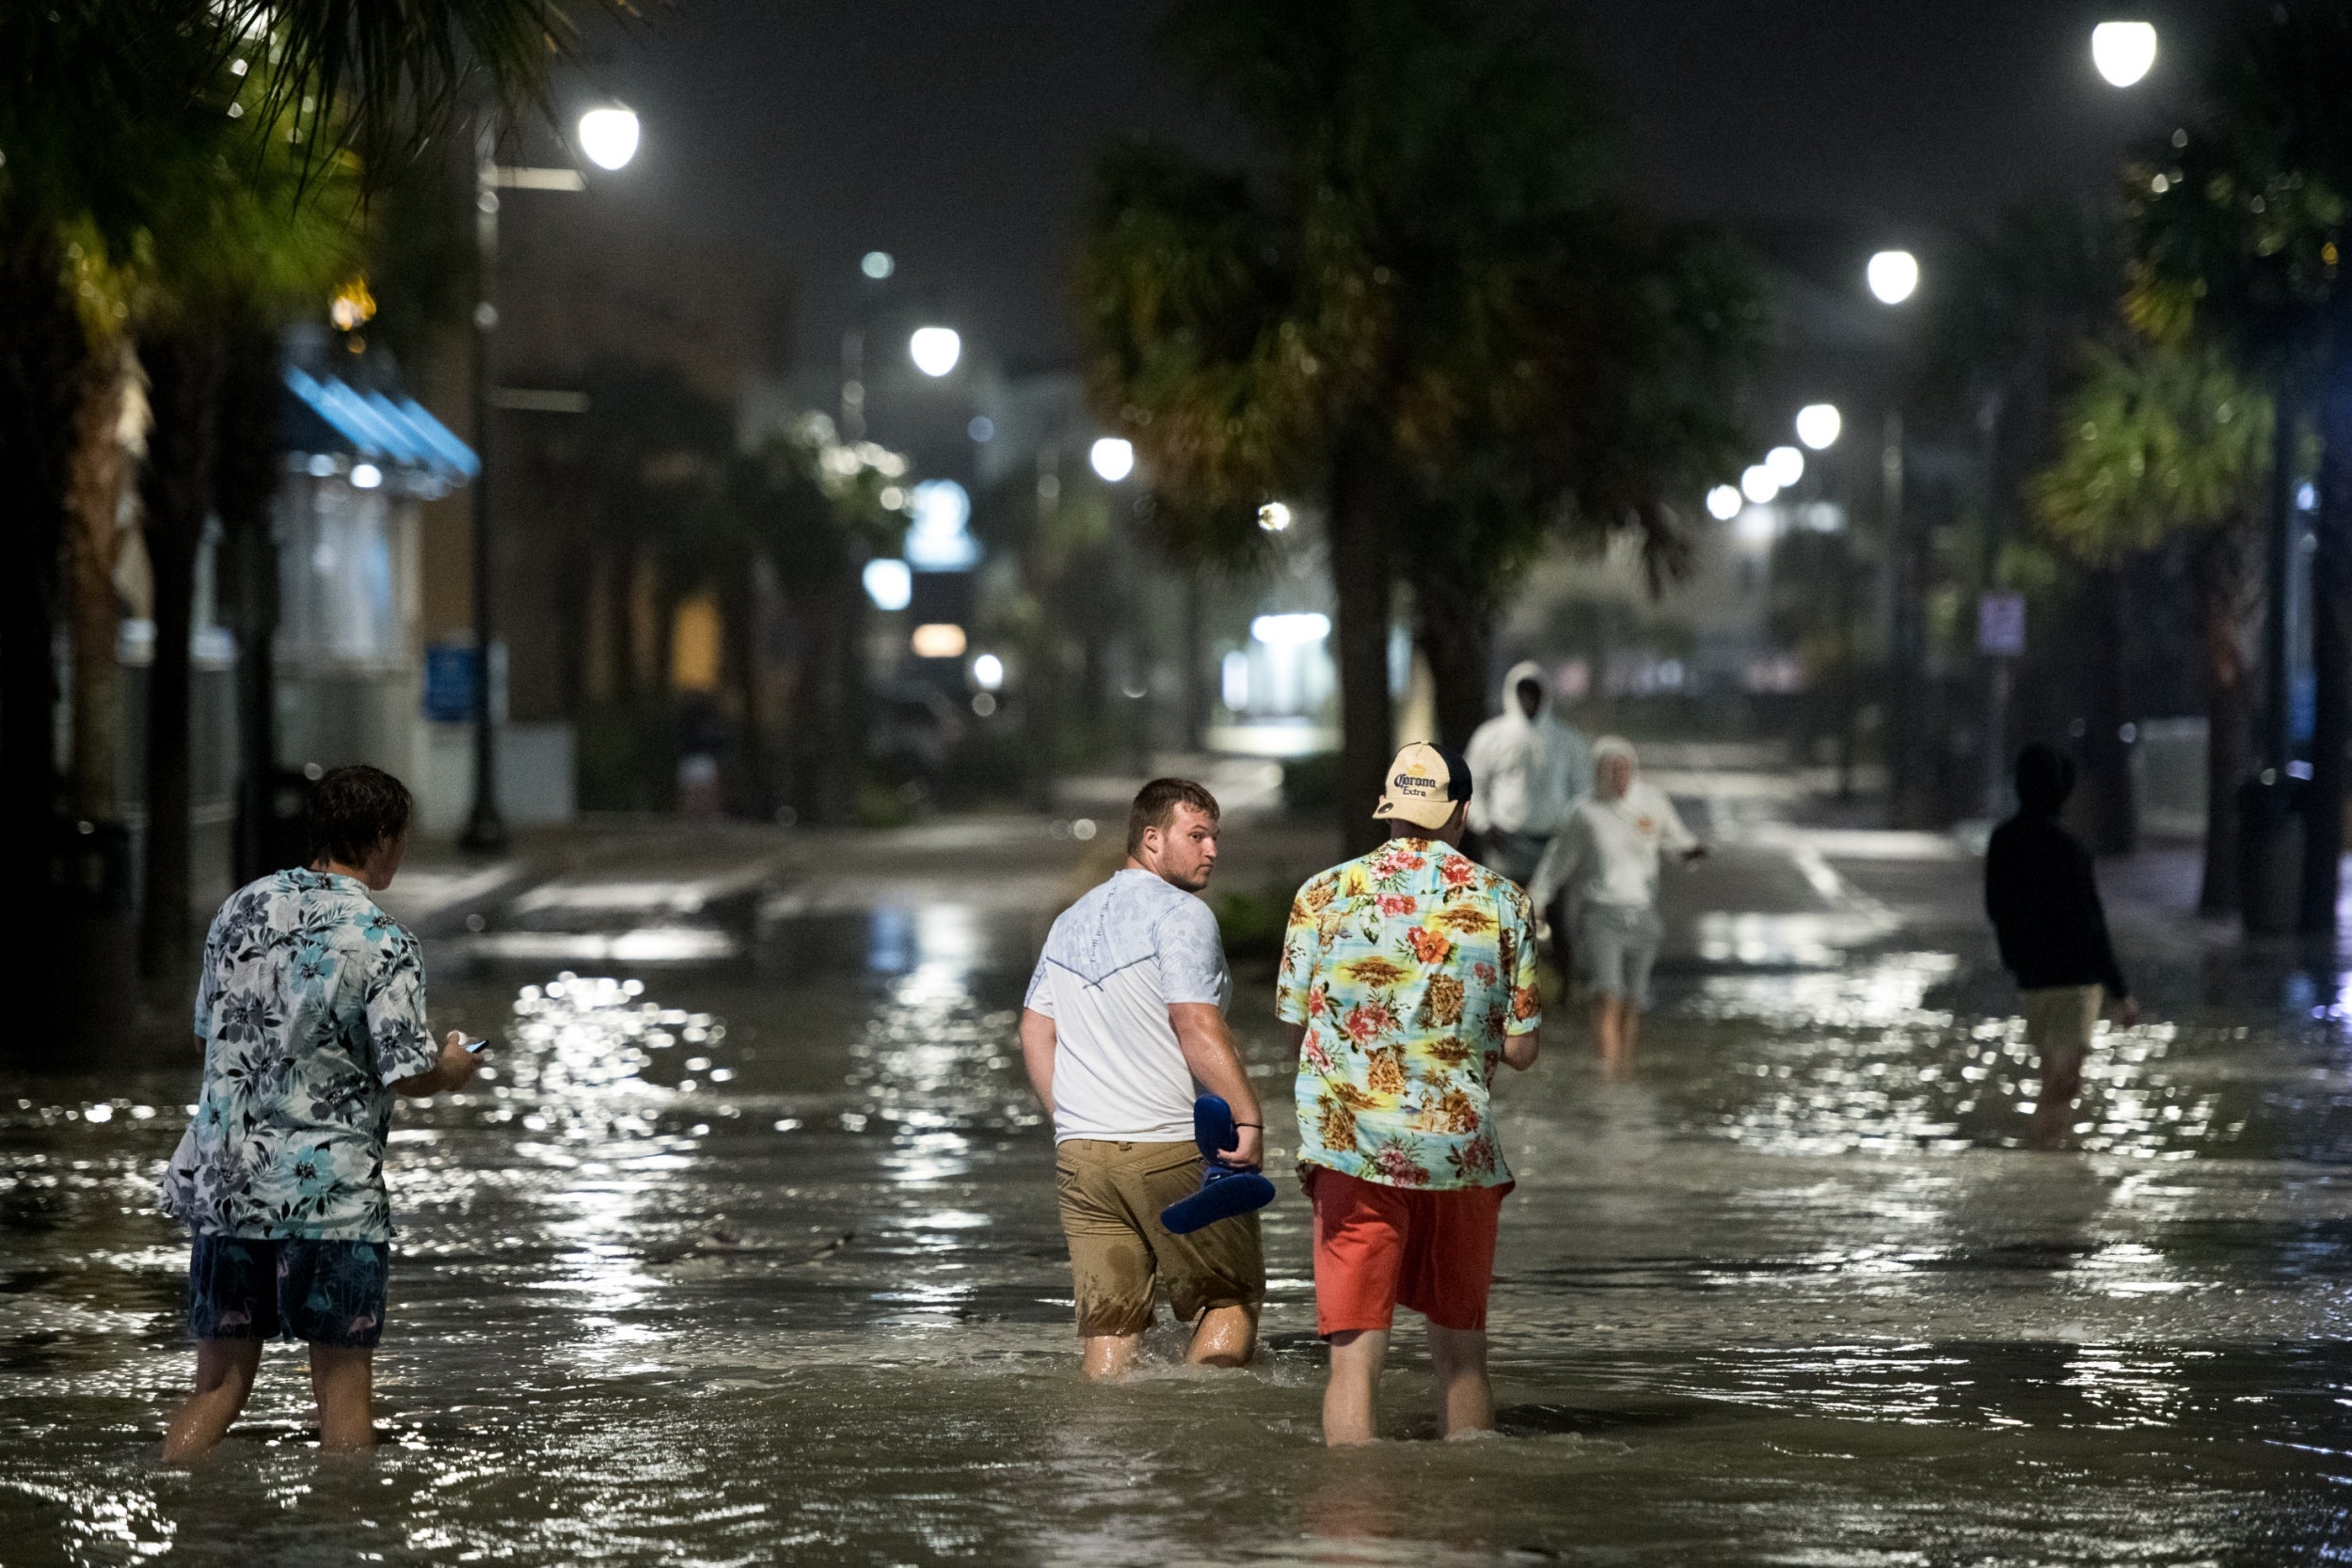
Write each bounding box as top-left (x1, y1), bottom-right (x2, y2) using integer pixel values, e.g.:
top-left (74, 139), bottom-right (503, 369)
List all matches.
top-left (1306, 1166), bottom-right (1511, 1335)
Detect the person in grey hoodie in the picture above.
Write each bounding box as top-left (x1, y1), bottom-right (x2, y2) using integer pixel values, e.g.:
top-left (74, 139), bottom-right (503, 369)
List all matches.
top-left (1464, 660), bottom-right (1593, 887)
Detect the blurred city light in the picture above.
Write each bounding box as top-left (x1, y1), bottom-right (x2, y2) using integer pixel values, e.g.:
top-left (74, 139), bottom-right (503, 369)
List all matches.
top-left (1258, 500), bottom-right (1294, 532)
top-left (350, 463), bottom-right (383, 490)
top-left (2091, 22), bottom-right (2157, 87)
top-left (1221, 651), bottom-right (1249, 708)
top-left (905, 480), bottom-right (978, 569)
top-left (909, 326), bottom-right (961, 377)
top-left (1706, 484), bottom-right (1742, 521)
top-left (1796, 404), bottom-right (1842, 450)
top-left (1089, 436), bottom-right (1135, 482)
top-left (971, 653), bottom-right (1005, 690)
top-left (861, 250), bottom-right (895, 279)
top-left (1250, 611), bottom-right (1330, 645)
top-left (967, 416), bottom-right (994, 442)
top-left (577, 107), bottom-right (641, 170)
top-left (911, 623), bottom-right (967, 658)
top-left (1740, 465), bottom-right (1780, 504)
top-left (861, 558), bottom-right (913, 611)
top-left (306, 453), bottom-right (337, 478)
top-left (1867, 249), bottom-right (1919, 305)
top-left (1765, 445), bottom-right (1804, 486)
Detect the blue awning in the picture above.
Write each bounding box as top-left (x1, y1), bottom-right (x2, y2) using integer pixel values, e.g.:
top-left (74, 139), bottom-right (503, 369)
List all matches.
top-left (281, 367), bottom-right (478, 483)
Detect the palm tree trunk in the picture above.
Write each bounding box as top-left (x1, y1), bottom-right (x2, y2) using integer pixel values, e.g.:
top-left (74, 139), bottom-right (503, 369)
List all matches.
top-left (1414, 559), bottom-right (1493, 752)
top-left (214, 319), bottom-right (281, 885)
top-left (2303, 383), bottom-right (2352, 932)
top-left (136, 325), bottom-right (225, 977)
top-left (0, 219), bottom-right (86, 916)
top-left (722, 569), bottom-right (769, 816)
top-left (2194, 524), bottom-right (2257, 914)
top-left (67, 343), bottom-right (138, 825)
top-left (2080, 565), bottom-right (2137, 856)
top-left (1329, 435), bottom-right (1393, 856)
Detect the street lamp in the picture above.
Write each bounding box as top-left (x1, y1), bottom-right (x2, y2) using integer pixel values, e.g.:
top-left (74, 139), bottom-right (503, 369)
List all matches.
top-left (462, 112), bottom-right (640, 851)
top-left (1796, 404), bottom-right (1842, 450)
top-left (909, 326), bottom-right (961, 377)
top-left (577, 106), bottom-right (641, 170)
top-left (1740, 465), bottom-right (1780, 505)
top-left (2090, 22), bottom-right (2157, 87)
top-left (1089, 437), bottom-right (1135, 482)
top-left (1706, 484), bottom-right (1742, 521)
top-left (1867, 249), bottom-right (1919, 306)
top-left (1765, 445), bottom-right (1804, 487)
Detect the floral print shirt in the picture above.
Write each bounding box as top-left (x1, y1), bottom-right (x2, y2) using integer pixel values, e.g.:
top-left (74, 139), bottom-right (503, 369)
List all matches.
top-left (159, 869), bottom-right (438, 1241)
top-left (1276, 838), bottom-right (1540, 1190)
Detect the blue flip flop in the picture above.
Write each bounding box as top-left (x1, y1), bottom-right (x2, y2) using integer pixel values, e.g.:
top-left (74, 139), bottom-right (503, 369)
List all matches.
top-left (1159, 1094), bottom-right (1277, 1235)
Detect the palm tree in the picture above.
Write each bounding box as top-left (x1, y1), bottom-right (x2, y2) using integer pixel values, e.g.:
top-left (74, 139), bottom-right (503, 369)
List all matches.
top-left (2130, 1), bottom-right (2352, 929)
top-left (127, 71), bottom-right (359, 973)
top-left (1, 0), bottom-right (643, 927)
top-left (1081, 0), bottom-right (1643, 848)
top-left (2029, 340), bottom-right (2272, 912)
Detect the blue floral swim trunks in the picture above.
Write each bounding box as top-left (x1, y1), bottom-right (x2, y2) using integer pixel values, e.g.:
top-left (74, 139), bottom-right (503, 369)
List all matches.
top-left (187, 1234), bottom-right (390, 1348)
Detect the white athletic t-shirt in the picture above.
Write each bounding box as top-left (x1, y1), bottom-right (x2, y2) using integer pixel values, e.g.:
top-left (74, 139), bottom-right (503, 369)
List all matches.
top-left (1025, 868), bottom-right (1231, 1144)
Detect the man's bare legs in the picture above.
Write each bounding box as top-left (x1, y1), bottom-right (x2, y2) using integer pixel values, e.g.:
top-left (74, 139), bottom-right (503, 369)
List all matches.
top-left (1427, 1325), bottom-right (1494, 1437)
top-left (310, 1345), bottom-right (376, 1450)
top-left (162, 1338), bottom-right (262, 1463)
top-left (1592, 992), bottom-right (1638, 1075)
top-left (1083, 1303), bottom-right (1260, 1378)
top-left (1187, 1303), bottom-right (1259, 1368)
top-left (1324, 1328), bottom-right (1389, 1445)
top-left (1081, 1333), bottom-right (1141, 1380)
top-left (1324, 1323), bottom-right (1494, 1445)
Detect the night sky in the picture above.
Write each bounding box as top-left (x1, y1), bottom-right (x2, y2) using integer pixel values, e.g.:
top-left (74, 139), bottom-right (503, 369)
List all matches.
top-left (580, 0), bottom-right (2223, 376)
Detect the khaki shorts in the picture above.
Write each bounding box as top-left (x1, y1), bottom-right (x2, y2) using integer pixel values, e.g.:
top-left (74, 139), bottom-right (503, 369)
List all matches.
top-left (2022, 984), bottom-right (2103, 1079)
top-left (1054, 1138), bottom-right (1264, 1337)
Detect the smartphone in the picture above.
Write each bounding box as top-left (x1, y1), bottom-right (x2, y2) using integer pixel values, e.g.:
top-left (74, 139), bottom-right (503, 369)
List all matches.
top-left (462, 1037), bottom-right (490, 1054)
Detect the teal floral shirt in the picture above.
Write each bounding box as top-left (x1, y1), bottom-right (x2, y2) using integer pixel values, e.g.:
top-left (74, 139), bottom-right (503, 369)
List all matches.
top-left (1277, 839), bottom-right (1540, 1190)
top-left (160, 869), bottom-right (438, 1241)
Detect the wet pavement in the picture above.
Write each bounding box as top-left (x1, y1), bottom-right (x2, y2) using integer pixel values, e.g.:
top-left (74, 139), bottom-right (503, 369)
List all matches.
top-left (6, 781), bottom-right (2352, 1565)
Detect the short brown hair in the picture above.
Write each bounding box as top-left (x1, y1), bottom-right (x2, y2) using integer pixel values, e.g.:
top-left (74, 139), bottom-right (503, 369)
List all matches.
top-left (1126, 777), bottom-right (1220, 854)
top-left (306, 764), bottom-right (413, 868)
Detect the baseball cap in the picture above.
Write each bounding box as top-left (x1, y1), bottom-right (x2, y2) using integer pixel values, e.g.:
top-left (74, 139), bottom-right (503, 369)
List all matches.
top-left (1371, 740), bottom-right (1473, 831)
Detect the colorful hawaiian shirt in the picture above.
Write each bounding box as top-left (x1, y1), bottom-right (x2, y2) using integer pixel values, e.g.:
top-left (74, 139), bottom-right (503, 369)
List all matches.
top-left (159, 869), bottom-right (438, 1241)
top-left (1276, 838), bottom-right (1540, 1190)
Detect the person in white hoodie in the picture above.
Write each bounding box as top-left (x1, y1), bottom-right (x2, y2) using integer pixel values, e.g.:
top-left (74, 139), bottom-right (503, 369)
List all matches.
top-left (1463, 660), bottom-right (1593, 888)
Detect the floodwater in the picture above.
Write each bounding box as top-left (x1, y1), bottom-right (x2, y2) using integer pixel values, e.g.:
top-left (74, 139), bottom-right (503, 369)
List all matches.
top-left (6, 836), bottom-right (2352, 1566)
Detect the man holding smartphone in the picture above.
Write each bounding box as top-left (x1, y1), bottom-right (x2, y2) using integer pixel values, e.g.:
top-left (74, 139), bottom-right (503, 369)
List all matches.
top-left (158, 765), bottom-right (480, 1461)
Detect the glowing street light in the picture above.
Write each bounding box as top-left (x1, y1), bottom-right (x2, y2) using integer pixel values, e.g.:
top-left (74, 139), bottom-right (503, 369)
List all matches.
top-left (971, 653), bottom-right (1005, 691)
top-left (1740, 466), bottom-right (1781, 505)
top-left (1765, 445), bottom-right (1804, 487)
top-left (1706, 484), bottom-right (1742, 521)
top-left (1867, 250), bottom-right (1919, 305)
top-left (909, 325), bottom-right (961, 377)
top-left (1257, 500), bottom-right (1294, 532)
top-left (1089, 436), bottom-right (1135, 482)
top-left (577, 106), bottom-right (641, 170)
top-left (1795, 403), bottom-right (1842, 451)
top-left (861, 250), bottom-right (895, 279)
top-left (2091, 22), bottom-right (2157, 87)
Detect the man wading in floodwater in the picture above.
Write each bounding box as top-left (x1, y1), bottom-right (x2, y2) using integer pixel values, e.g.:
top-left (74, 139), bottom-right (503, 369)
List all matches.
top-left (1020, 779), bottom-right (1266, 1377)
top-left (158, 766), bottom-right (480, 1460)
top-left (1278, 742), bottom-right (1541, 1444)
top-left (1984, 743), bottom-right (2137, 1150)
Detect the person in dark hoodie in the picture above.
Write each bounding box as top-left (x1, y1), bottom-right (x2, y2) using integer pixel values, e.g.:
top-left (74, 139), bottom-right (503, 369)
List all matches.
top-left (1983, 743), bottom-right (2139, 1150)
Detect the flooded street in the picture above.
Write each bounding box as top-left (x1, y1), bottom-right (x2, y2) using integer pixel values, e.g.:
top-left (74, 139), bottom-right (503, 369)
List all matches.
top-left (6, 813), bottom-right (2352, 1565)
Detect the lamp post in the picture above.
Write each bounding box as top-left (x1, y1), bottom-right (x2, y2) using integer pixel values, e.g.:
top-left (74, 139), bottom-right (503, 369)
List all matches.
top-left (462, 106), bottom-right (638, 852)
top-left (1866, 250), bottom-right (1922, 823)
